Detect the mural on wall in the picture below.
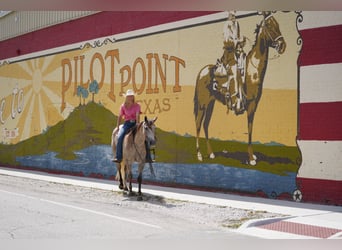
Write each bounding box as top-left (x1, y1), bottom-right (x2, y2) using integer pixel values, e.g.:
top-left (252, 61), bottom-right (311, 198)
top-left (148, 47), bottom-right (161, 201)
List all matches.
top-left (194, 11), bottom-right (287, 165)
top-left (0, 11), bottom-right (302, 200)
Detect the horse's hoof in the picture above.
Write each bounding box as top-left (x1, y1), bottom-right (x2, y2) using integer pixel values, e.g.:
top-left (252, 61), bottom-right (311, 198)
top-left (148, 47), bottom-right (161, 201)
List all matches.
top-left (209, 153), bottom-right (215, 159)
top-left (119, 184), bottom-right (124, 190)
top-left (249, 159), bottom-right (257, 166)
top-left (137, 196), bottom-right (143, 201)
top-left (197, 152), bottom-right (203, 162)
top-left (128, 191), bottom-right (135, 197)
top-left (253, 154), bottom-right (257, 160)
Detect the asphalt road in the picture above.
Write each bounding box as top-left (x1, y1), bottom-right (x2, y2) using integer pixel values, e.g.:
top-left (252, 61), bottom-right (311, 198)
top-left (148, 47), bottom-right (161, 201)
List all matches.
top-left (0, 174), bottom-right (254, 240)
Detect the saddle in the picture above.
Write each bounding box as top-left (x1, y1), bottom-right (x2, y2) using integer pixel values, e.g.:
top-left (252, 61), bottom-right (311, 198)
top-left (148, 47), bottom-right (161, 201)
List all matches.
top-left (210, 60), bottom-right (246, 116)
top-left (126, 124), bottom-right (138, 139)
top-left (113, 124), bottom-right (136, 149)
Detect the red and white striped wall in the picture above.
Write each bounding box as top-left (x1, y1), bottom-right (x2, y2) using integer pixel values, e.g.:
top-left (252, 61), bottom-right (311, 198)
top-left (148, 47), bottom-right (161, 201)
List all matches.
top-left (297, 11), bottom-right (342, 205)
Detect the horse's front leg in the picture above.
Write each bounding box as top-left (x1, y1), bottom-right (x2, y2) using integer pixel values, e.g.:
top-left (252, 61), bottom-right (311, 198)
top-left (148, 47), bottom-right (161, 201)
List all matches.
top-left (203, 100), bottom-right (216, 159)
top-left (116, 163), bottom-right (124, 190)
top-left (136, 162), bottom-right (145, 201)
top-left (247, 103), bottom-right (257, 166)
top-left (196, 127), bottom-right (203, 161)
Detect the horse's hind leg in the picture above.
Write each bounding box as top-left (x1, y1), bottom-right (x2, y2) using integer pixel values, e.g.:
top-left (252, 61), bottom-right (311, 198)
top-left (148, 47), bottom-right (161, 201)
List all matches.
top-left (195, 110), bottom-right (205, 161)
top-left (115, 163), bottom-right (124, 190)
top-left (128, 171), bottom-right (133, 195)
top-left (120, 163), bottom-right (128, 192)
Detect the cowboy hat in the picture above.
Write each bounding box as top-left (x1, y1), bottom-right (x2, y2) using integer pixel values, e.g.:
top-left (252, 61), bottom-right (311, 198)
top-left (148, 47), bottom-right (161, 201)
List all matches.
top-left (123, 89), bottom-right (135, 97)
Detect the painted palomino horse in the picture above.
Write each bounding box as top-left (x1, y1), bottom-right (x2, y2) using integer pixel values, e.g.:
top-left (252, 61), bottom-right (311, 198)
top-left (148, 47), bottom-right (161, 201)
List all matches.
top-left (111, 116), bottom-right (157, 201)
top-left (194, 12), bottom-right (286, 165)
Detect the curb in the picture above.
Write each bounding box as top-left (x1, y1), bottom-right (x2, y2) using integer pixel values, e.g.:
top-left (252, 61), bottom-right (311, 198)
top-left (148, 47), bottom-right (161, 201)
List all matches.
top-left (237, 216), bottom-right (295, 230)
top-left (1, 166), bottom-right (341, 216)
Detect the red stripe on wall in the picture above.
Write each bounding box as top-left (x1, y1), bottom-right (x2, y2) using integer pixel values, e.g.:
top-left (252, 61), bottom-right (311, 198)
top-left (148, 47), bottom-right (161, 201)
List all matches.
top-left (299, 101), bottom-right (342, 140)
top-left (296, 177), bottom-right (342, 205)
top-left (299, 25), bottom-right (342, 67)
top-left (0, 11), bottom-right (217, 60)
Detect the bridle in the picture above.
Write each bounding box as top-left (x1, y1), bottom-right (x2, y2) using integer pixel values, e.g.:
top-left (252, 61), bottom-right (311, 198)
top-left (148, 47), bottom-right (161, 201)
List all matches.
top-left (262, 14), bottom-right (283, 47)
top-left (143, 120), bottom-right (156, 143)
top-left (134, 119), bottom-right (156, 176)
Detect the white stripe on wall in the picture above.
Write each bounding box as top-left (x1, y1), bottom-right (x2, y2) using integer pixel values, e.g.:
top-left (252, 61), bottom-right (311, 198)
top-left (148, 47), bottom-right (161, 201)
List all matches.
top-left (1, 11), bottom-right (256, 65)
top-left (298, 11), bottom-right (342, 30)
top-left (297, 140), bottom-right (342, 180)
top-left (300, 63), bottom-right (342, 104)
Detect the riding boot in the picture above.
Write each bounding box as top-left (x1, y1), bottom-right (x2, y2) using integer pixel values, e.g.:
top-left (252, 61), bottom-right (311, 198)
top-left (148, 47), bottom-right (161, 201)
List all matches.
top-left (234, 96), bottom-right (246, 115)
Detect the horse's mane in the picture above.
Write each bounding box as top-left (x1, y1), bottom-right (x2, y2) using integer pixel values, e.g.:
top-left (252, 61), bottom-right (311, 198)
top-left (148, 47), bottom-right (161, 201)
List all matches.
top-left (251, 23), bottom-right (262, 47)
top-left (254, 23), bottom-right (261, 36)
top-left (125, 121), bottom-right (143, 140)
top-left (248, 20), bottom-right (268, 56)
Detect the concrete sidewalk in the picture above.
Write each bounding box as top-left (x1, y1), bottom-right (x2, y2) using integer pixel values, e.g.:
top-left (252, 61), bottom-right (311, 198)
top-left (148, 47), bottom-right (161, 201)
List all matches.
top-left (0, 167), bottom-right (341, 239)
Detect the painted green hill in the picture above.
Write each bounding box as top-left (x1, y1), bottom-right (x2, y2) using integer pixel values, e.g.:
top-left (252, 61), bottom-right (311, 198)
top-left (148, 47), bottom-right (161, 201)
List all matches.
top-left (155, 130), bottom-right (301, 176)
top-left (0, 102), bottom-right (117, 163)
top-left (0, 102), bottom-right (301, 176)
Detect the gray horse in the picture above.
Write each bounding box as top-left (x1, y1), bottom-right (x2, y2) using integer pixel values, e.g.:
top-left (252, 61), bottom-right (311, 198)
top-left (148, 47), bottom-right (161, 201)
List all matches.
top-left (111, 116), bottom-right (157, 201)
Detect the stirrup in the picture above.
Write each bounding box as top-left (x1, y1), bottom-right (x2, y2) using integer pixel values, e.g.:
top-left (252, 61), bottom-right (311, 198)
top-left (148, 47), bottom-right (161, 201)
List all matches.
top-left (225, 93), bottom-right (233, 110)
top-left (112, 158), bottom-right (122, 163)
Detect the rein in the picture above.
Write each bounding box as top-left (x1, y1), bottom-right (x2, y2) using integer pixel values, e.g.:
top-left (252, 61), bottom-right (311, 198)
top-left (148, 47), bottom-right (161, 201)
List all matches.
top-left (132, 121), bottom-right (156, 177)
top-left (249, 15), bottom-right (282, 70)
top-left (132, 121), bottom-right (145, 161)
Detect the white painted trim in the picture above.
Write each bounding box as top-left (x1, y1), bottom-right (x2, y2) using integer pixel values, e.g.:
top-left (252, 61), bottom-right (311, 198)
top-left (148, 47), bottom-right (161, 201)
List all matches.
top-left (0, 11), bottom-right (257, 65)
top-left (0, 11), bottom-right (11, 18)
top-left (0, 12), bottom-right (226, 64)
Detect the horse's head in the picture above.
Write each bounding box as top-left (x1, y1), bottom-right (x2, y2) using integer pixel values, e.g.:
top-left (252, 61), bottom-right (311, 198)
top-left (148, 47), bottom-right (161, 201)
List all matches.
top-left (260, 11), bottom-right (286, 54)
top-left (143, 116), bottom-right (157, 146)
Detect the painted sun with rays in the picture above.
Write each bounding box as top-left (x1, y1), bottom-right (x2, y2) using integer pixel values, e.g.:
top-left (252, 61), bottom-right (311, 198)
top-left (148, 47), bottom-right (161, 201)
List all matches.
top-left (0, 54), bottom-right (74, 144)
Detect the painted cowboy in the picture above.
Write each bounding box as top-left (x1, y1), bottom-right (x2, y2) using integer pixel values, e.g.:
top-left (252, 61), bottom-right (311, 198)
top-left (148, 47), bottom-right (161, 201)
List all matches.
top-left (215, 11), bottom-right (246, 115)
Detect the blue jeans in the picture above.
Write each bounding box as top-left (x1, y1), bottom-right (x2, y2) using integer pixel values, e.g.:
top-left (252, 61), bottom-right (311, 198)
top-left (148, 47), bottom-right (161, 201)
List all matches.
top-left (116, 121), bottom-right (136, 161)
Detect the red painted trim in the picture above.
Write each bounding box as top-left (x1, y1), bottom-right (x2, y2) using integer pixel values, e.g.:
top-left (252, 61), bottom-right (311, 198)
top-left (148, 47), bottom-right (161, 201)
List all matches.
top-left (299, 102), bottom-right (342, 140)
top-left (296, 177), bottom-right (342, 205)
top-left (299, 25), bottom-right (342, 66)
top-left (0, 11), bottom-right (218, 60)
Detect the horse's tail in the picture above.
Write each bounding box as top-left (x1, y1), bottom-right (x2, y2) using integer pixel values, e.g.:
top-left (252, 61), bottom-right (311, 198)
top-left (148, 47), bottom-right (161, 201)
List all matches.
top-left (194, 65), bottom-right (213, 117)
top-left (193, 78), bottom-right (200, 118)
top-left (111, 127), bottom-right (118, 155)
top-left (193, 67), bottom-right (205, 118)
top-left (115, 169), bottom-right (120, 181)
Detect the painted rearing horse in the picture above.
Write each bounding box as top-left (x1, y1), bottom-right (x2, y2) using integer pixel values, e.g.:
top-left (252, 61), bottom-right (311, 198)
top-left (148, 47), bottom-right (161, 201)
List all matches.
top-left (194, 12), bottom-right (286, 165)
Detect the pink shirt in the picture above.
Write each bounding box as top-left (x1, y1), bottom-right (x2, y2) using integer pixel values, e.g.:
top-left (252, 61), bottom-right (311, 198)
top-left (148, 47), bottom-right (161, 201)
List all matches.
top-left (119, 103), bottom-right (141, 121)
